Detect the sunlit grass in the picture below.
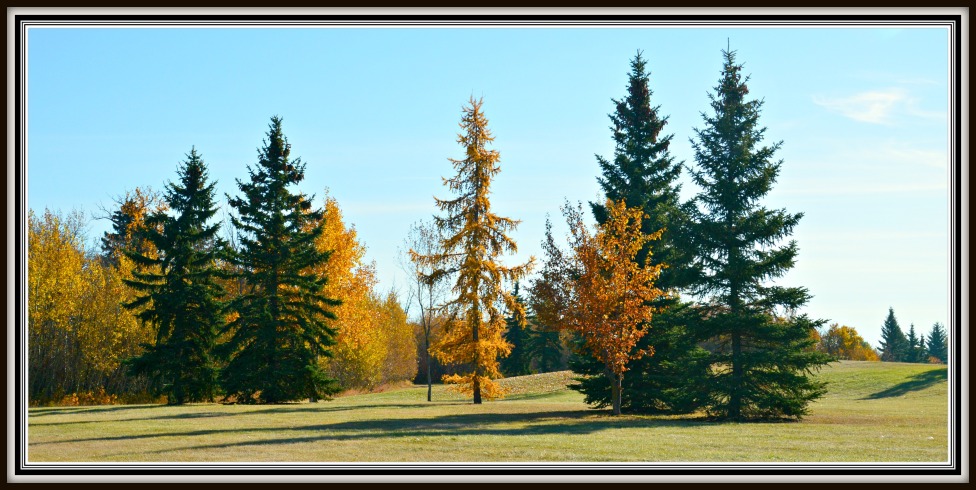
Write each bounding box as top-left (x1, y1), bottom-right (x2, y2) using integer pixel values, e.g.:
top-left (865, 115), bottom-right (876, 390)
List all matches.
top-left (27, 361), bottom-right (948, 463)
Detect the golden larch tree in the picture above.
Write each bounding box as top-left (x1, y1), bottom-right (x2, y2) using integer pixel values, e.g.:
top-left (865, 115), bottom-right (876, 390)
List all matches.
top-left (413, 96), bottom-right (534, 404)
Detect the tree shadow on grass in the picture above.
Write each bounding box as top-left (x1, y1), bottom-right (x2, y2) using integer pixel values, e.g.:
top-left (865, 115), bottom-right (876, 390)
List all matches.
top-left (29, 403), bottom-right (437, 427)
top-left (28, 404), bottom-right (162, 418)
top-left (35, 408), bottom-right (711, 451)
top-left (863, 368), bottom-right (947, 400)
top-left (147, 410), bottom-right (714, 455)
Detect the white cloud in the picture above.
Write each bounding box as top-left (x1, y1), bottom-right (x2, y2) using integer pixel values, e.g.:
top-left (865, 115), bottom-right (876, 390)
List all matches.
top-left (813, 87), bottom-right (947, 125)
top-left (812, 88), bottom-right (909, 125)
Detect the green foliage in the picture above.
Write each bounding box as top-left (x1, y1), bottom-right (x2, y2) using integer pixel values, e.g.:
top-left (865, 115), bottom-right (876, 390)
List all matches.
top-left (590, 51), bottom-right (688, 287)
top-left (523, 321), bottom-right (568, 374)
top-left (905, 323), bottom-right (927, 364)
top-left (123, 148), bottom-right (226, 404)
top-left (685, 49), bottom-right (831, 420)
top-left (569, 301), bottom-right (712, 414)
top-left (222, 116), bottom-right (341, 404)
top-left (501, 285), bottom-right (533, 377)
top-left (502, 283), bottom-right (567, 377)
top-left (878, 307), bottom-right (909, 362)
top-left (926, 322), bottom-right (948, 363)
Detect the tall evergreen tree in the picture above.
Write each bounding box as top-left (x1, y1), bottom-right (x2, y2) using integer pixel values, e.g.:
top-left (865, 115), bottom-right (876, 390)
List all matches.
top-left (222, 116), bottom-right (341, 404)
top-left (926, 322), bottom-right (948, 363)
top-left (413, 96), bottom-right (534, 404)
top-left (906, 323), bottom-right (925, 363)
top-left (685, 48), bottom-right (830, 421)
top-left (878, 307), bottom-right (908, 362)
top-left (123, 148), bottom-right (225, 404)
top-left (591, 51), bottom-right (685, 278)
top-left (524, 318), bottom-right (567, 374)
top-left (572, 51), bottom-right (710, 414)
top-left (501, 284), bottom-right (533, 377)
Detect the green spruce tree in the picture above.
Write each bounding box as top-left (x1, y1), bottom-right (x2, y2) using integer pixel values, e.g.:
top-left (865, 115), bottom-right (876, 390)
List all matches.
top-left (501, 284), bottom-right (533, 377)
top-left (524, 319), bottom-right (567, 374)
top-left (906, 323), bottom-right (925, 363)
top-left (571, 50), bottom-right (710, 414)
top-left (124, 148), bottom-right (225, 404)
top-left (222, 116), bottom-right (341, 404)
top-left (686, 48), bottom-right (831, 421)
top-left (926, 322), bottom-right (948, 363)
top-left (878, 307), bottom-right (908, 362)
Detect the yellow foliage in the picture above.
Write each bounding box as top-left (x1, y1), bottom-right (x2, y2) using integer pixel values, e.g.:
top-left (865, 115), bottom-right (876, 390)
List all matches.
top-left (55, 387), bottom-right (119, 407)
top-left (818, 323), bottom-right (880, 362)
top-left (377, 292), bottom-right (418, 383)
top-left (420, 97), bottom-right (535, 402)
top-left (28, 208), bottom-right (154, 404)
top-left (78, 253), bottom-right (154, 373)
top-left (313, 194), bottom-right (416, 390)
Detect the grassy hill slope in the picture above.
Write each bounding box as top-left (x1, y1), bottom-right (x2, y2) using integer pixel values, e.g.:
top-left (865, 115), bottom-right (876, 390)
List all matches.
top-left (26, 361), bottom-right (949, 463)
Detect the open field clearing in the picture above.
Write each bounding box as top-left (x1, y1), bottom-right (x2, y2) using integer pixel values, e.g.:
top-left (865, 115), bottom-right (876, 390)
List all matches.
top-left (27, 361), bottom-right (948, 463)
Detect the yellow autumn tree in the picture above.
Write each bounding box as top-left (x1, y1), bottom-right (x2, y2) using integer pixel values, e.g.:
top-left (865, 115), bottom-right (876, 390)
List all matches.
top-left (310, 194), bottom-right (415, 391)
top-left (28, 208), bottom-right (154, 405)
top-left (376, 291), bottom-right (418, 384)
top-left (818, 323), bottom-right (880, 361)
top-left (28, 209), bottom-right (89, 402)
top-left (412, 96), bottom-right (534, 403)
top-left (549, 199), bottom-right (665, 415)
top-left (310, 193), bottom-right (384, 390)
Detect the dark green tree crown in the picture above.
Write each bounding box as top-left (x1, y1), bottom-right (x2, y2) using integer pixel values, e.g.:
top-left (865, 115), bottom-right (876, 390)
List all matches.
top-left (592, 50), bottom-right (685, 286)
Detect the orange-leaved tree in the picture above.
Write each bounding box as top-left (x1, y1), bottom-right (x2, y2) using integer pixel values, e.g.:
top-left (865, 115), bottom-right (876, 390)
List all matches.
top-left (413, 96), bottom-right (534, 404)
top-left (549, 199), bottom-right (665, 415)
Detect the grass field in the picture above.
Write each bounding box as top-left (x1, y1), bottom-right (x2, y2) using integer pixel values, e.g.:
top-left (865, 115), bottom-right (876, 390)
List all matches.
top-left (26, 361), bottom-right (949, 463)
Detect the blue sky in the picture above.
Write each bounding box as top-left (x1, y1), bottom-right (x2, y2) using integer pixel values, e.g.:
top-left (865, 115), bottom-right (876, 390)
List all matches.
top-left (25, 24), bottom-right (951, 348)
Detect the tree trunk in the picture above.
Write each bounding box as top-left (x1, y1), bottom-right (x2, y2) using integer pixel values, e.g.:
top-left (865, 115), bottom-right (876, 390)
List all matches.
top-left (473, 377), bottom-right (482, 404)
top-left (472, 313), bottom-right (482, 405)
top-left (611, 372), bottom-right (622, 416)
top-left (731, 329), bottom-right (742, 420)
top-left (426, 341), bottom-right (432, 402)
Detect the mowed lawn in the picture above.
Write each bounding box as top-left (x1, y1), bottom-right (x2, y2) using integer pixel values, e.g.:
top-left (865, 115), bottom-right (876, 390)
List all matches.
top-left (27, 361), bottom-right (948, 463)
